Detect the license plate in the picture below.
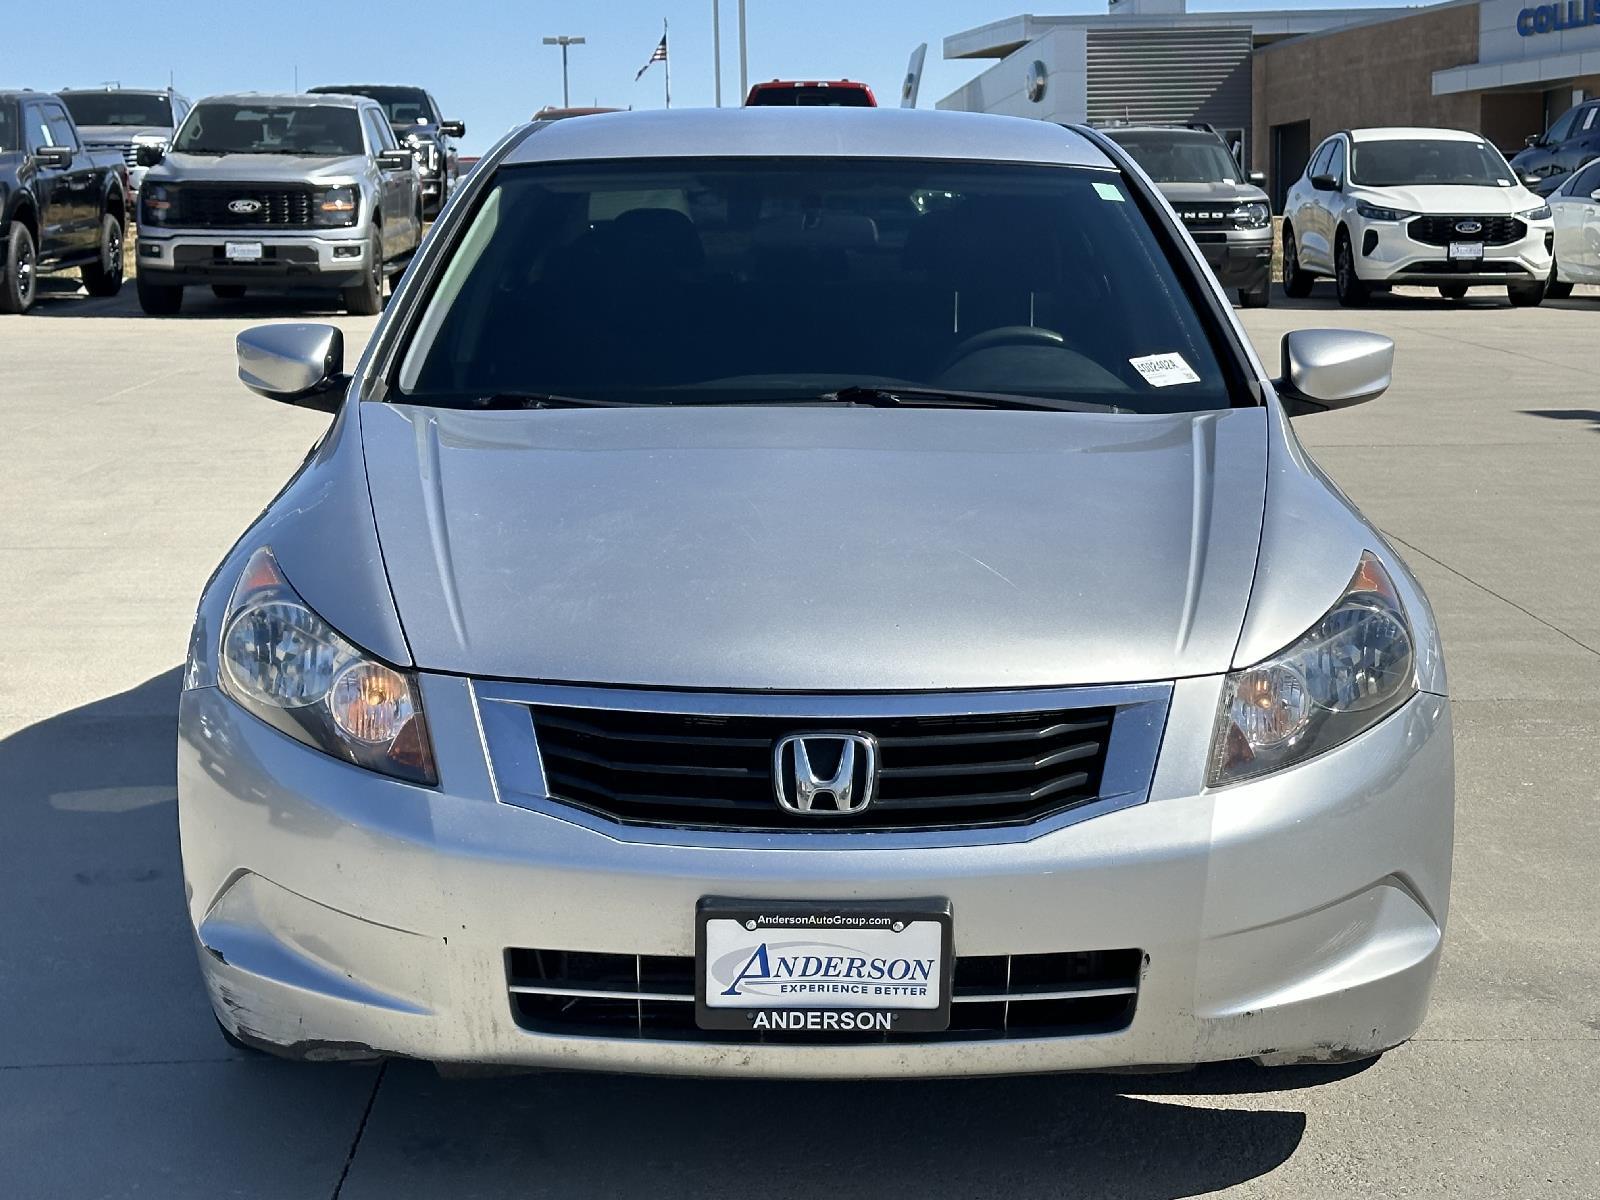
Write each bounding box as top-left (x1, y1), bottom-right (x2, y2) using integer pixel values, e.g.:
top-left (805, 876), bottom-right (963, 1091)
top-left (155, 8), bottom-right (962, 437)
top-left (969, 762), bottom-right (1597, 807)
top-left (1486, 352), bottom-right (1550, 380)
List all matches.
top-left (224, 241), bottom-right (264, 262)
top-left (1448, 241), bottom-right (1485, 260)
top-left (696, 899), bottom-right (952, 1033)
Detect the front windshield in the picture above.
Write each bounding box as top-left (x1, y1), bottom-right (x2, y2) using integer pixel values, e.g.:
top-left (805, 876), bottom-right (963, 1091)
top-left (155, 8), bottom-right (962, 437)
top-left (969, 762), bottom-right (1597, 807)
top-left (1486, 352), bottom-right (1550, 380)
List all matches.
top-left (1107, 131), bottom-right (1242, 184)
top-left (173, 103), bottom-right (363, 156)
top-left (59, 92), bottom-right (172, 128)
top-left (397, 158), bottom-right (1234, 415)
top-left (1351, 139), bottom-right (1514, 187)
top-left (322, 86), bottom-right (435, 126)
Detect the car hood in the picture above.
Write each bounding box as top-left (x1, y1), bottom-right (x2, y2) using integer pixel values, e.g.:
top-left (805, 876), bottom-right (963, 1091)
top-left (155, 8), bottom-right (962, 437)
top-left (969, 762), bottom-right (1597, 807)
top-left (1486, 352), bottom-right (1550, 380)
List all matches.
top-left (1350, 182), bottom-right (1540, 214)
top-left (359, 404), bottom-right (1268, 691)
top-left (75, 124), bottom-right (170, 143)
top-left (1160, 181), bottom-right (1270, 205)
top-left (152, 152), bottom-right (368, 183)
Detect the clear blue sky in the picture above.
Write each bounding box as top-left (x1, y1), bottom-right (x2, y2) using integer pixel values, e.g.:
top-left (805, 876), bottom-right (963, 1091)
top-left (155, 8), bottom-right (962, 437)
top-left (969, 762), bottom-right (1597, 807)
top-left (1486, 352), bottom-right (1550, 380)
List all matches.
top-left (24, 0), bottom-right (1413, 155)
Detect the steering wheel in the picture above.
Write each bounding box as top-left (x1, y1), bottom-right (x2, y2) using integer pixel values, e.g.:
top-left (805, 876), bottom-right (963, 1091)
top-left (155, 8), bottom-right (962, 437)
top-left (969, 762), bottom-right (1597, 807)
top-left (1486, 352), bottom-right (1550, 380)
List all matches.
top-left (938, 325), bottom-right (1067, 374)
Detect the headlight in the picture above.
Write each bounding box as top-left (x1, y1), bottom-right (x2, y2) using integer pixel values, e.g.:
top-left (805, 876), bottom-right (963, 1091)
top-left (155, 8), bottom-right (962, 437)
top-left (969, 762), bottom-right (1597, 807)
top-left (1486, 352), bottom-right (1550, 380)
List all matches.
top-left (1355, 201), bottom-right (1416, 222)
top-left (141, 183), bottom-right (174, 225)
top-left (218, 547), bottom-right (437, 784)
top-left (1518, 204), bottom-right (1552, 222)
top-left (1230, 202), bottom-right (1270, 229)
top-left (1208, 552), bottom-right (1416, 787)
top-left (313, 185), bottom-right (359, 227)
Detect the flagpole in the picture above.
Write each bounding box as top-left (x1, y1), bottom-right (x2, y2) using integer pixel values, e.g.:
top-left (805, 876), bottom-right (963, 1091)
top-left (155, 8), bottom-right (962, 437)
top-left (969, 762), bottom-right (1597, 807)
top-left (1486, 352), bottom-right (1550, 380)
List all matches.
top-left (664, 20), bottom-right (671, 109)
top-left (737, 0), bottom-right (748, 103)
top-left (712, 0), bottom-right (722, 106)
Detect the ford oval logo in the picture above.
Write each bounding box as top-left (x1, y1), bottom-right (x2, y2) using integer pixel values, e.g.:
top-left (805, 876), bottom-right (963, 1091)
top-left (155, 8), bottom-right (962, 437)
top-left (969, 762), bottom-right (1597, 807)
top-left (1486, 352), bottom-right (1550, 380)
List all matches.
top-left (1455, 219), bottom-right (1483, 234)
top-left (228, 198), bottom-right (262, 215)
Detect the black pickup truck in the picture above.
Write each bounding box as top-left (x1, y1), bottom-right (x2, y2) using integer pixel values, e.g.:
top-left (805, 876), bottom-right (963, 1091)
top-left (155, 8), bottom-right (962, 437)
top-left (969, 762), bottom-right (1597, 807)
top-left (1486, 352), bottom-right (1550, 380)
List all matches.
top-left (1, 90), bottom-right (131, 313)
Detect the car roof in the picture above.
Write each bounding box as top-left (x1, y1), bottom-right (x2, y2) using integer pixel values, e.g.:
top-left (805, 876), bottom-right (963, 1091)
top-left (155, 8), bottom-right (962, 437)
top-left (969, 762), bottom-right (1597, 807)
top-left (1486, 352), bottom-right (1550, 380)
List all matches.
top-left (1348, 127), bottom-right (1486, 143)
top-left (194, 92), bottom-right (376, 110)
top-left (58, 87), bottom-right (173, 96)
top-left (1102, 126), bottom-right (1222, 143)
top-left (505, 108), bottom-right (1112, 168)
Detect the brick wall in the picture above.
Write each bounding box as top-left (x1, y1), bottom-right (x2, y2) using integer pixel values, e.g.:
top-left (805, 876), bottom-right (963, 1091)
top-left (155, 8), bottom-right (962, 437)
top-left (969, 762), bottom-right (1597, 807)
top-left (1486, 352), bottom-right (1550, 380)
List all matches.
top-left (1252, 5), bottom-right (1482, 174)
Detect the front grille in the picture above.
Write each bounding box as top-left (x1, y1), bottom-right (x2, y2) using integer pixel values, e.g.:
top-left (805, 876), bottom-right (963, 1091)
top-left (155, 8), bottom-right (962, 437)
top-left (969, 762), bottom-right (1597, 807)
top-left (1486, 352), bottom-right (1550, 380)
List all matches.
top-left (85, 140), bottom-right (138, 170)
top-left (170, 184), bottom-right (315, 227)
top-left (507, 947), bottom-right (1142, 1042)
top-left (530, 704), bottom-right (1115, 831)
top-left (1407, 214), bottom-right (1524, 247)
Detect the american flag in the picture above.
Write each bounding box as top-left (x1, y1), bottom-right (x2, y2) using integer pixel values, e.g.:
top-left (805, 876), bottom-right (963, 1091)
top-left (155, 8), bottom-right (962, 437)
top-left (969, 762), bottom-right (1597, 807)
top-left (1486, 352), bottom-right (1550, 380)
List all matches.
top-left (635, 34), bottom-right (668, 81)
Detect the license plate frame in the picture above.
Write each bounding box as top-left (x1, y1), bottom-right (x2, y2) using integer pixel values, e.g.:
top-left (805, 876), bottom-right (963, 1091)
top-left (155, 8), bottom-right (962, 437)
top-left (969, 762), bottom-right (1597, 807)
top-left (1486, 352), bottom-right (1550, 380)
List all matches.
top-left (1448, 241), bottom-right (1485, 261)
top-left (224, 241), bottom-right (264, 262)
top-left (695, 898), bottom-right (953, 1034)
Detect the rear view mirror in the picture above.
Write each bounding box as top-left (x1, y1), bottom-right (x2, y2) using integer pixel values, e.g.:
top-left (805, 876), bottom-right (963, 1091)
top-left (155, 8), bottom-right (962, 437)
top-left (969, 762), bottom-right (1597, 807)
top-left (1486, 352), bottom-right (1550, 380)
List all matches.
top-left (1310, 173), bottom-right (1338, 192)
top-left (440, 120), bottom-right (466, 138)
top-left (135, 143), bottom-right (166, 167)
top-left (377, 149), bottom-right (414, 171)
top-left (1276, 329), bottom-right (1394, 416)
top-left (1248, 170), bottom-right (1266, 186)
top-left (32, 145), bottom-right (73, 169)
top-left (237, 323), bottom-right (348, 412)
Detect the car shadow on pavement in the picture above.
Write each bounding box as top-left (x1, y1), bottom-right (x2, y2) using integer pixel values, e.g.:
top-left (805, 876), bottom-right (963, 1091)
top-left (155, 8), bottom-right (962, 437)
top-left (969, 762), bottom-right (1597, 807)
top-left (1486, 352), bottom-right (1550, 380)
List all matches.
top-left (24, 277), bottom-right (353, 319)
top-left (349, 1060), bottom-right (1308, 1198)
top-left (1521, 408), bottom-right (1600, 431)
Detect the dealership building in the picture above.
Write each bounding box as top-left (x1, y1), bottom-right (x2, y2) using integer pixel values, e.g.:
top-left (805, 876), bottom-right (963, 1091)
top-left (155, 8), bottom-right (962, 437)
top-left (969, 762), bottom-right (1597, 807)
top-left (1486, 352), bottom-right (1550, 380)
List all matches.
top-left (938, 0), bottom-right (1600, 205)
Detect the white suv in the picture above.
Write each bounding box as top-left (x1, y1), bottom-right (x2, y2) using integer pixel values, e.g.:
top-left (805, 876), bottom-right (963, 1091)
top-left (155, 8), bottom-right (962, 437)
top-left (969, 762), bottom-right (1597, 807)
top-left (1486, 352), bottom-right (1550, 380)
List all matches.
top-left (1282, 127), bottom-right (1554, 307)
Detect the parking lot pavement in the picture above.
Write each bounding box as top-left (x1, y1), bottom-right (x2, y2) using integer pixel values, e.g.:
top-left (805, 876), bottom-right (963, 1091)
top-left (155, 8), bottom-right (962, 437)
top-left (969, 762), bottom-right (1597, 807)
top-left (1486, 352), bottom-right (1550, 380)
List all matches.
top-left (2, 280), bottom-right (1596, 1198)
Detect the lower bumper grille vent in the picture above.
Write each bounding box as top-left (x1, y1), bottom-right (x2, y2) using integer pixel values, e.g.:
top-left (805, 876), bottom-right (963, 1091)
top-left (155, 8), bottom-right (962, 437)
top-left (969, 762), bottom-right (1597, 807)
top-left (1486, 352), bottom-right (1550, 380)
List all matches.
top-left (506, 947), bottom-right (1142, 1043)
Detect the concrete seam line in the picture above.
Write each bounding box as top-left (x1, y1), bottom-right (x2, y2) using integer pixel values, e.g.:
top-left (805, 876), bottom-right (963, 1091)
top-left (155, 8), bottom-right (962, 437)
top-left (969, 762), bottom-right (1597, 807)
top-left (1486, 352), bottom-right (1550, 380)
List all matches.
top-left (331, 1059), bottom-right (388, 1200)
top-left (1386, 532), bottom-right (1600, 659)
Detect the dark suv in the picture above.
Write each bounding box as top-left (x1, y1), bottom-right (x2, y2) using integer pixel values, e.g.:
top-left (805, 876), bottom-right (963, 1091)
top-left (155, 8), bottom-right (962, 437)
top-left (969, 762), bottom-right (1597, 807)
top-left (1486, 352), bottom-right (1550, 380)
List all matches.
top-left (1100, 124), bottom-right (1273, 307)
top-left (310, 85), bottom-right (463, 217)
top-left (1509, 99), bottom-right (1600, 195)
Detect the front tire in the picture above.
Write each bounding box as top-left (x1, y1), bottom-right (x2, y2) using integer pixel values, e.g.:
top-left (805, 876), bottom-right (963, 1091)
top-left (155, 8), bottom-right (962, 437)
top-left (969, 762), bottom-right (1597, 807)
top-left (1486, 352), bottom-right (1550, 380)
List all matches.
top-left (0, 220), bottom-right (39, 314)
top-left (341, 229), bottom-right (383, 316)
top-left (1334, 230), bottom-right (1370, 308)
top-left (81, 214), bottom-right (125, 297)
top-left (1237, 276), bottom-right (1272, 308)
top-left (1508, 280), bottom-right (1546, 307)
top-left (1281, 225), bottom-right (1313, 298)
top-left (1546, 260), bottom-right (1574, 300)
top-left (1438, 283), bottom-right (1469, 301)
top-left (136, 274), bottom-right (183, 315)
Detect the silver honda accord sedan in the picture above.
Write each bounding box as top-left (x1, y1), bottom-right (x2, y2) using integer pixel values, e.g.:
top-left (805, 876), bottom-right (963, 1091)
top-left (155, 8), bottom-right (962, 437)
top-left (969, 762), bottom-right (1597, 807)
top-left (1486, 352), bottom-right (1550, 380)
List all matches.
top-left (179, 108), bottom-right (1452, 1076)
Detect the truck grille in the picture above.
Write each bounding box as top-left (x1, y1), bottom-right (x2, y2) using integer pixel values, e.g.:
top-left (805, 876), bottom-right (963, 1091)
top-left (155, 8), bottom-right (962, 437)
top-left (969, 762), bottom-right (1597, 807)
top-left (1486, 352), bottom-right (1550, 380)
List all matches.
top-left (169, 184), bottom-right (315, 227)
top-left (507, 947), bottom-right (1142, 1042)
top-left (1407, 214), bottom-right (1524, 247)
top-left (84, 140), bottom-right (138, 170)
top-left (530, 704), bottom-right (1115, 831)
top-left (1174, 205), bottom-right (1236, 232)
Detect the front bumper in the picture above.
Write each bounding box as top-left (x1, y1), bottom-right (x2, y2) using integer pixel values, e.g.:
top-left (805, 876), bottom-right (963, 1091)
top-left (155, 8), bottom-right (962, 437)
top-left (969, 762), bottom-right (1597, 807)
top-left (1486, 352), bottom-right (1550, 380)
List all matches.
top-left (1193, 230), bottom-right (1274, 289)
top-left (1353, 218), bottom-right (1553, 286)
top-left (178, 675), bottom-right (1453, 1077)
top-left (136, 228), bottom-right (367, 289)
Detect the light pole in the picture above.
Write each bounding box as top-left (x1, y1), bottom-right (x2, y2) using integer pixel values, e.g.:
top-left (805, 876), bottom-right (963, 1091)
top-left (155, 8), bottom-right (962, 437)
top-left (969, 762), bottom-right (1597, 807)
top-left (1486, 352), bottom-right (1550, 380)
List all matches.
top-left (712, 0), bottom-right (722, 107)
top-left (542, 35), bottom-right (586, 109)
top-left (738, 0), bottom-right (748, 104)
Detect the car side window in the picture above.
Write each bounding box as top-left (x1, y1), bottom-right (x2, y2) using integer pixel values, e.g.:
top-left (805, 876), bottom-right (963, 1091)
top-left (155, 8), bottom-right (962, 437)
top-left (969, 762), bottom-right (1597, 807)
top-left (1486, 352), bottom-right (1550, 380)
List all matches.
top-left (366, 109), bottom-right (398, 153)
top-left (1547, 106), bottom-right (1581, 144)
top-left (21, 104), bottom-right (46, 152)
top-left (1569, 159), bottom-right (1600, 196)
top-left (1327, 139), bottom-right (1347, 188)
top-left (43, 104), bottom-right (78, 151)
top-left (1306, 141), bottom-right (1332, 181)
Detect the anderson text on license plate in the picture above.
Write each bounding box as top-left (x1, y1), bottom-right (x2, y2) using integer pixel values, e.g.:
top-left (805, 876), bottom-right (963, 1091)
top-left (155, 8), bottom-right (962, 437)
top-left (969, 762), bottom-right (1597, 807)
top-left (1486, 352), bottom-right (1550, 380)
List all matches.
top-left (696, 899), bottom-right (953, 1033)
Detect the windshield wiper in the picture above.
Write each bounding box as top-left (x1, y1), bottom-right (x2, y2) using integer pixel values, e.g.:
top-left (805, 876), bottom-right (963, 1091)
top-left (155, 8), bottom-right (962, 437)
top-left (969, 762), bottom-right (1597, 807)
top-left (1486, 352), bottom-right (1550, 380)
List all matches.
top-left (461, 391), bottom-right (637, 409)
top-left (825, 385), bottom-right (1122, 414)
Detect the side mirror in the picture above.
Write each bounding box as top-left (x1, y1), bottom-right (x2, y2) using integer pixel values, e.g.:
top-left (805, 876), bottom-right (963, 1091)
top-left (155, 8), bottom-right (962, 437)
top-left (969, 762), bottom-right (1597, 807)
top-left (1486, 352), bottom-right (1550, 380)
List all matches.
top-left (1248, 170), bottom-right (1266, 186)
top-left (1590, 188), bottom-right (1600, 202)
top-left (1310, 172), bottom-right (1338, 192)
top-left (32, 145), bottom-right (73, 169)
top-left (377, 149), bottom-right (414, 171)
top-left (440, 120), bottom-right (465, 138)
top-left (237, 323), bottom-right (348, 412)
top-left (134, 142), bottom-right (166, 167)
top-left (1525, 133), bottom-right (1543, 148)
top-left (1523, 172), bottom-right (1543, 188)
top-left (1275, 329), bottom-right (1394, 416)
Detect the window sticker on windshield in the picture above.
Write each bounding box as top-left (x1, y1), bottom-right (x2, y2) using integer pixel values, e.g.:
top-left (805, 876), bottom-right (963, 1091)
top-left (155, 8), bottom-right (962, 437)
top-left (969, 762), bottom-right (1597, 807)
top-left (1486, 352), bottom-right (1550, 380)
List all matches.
top-left (1129, 352), bottom-right (1201, 388)
top-left (1093, 181), bottom-right (1125, 202)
